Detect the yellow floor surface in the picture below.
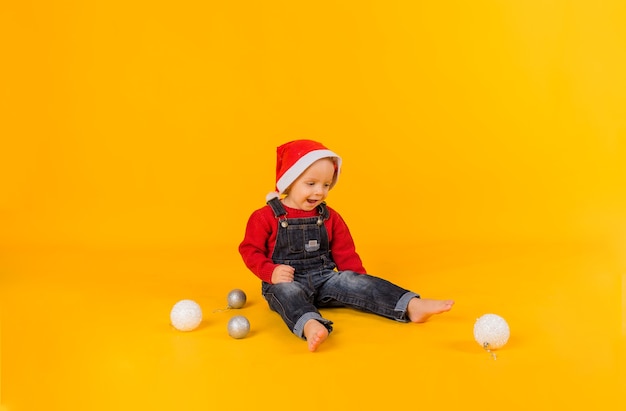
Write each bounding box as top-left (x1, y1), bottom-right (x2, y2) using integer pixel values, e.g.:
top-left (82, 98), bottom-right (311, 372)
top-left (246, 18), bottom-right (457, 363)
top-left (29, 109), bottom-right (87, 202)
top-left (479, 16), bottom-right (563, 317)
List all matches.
top-left (1, 241), bottom-right (624, 410)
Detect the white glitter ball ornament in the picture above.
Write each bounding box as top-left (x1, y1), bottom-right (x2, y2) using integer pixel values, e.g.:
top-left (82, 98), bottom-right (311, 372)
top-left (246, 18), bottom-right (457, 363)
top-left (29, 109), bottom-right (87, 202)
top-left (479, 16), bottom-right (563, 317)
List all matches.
top-left (227, 289), bottom-right (247, 309)
top-left (227, 315), bottom-right (250, 339)
top-left (473, 313), bottom-right (510, 351)
top-left (170, 299), bottom-right (203, 331)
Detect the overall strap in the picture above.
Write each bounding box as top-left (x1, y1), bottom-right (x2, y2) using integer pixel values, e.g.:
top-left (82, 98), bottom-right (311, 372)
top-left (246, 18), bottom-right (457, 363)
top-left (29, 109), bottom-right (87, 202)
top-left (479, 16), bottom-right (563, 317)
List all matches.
top-left (318, 201), bottom-right (330, 220)
top-left (267, 196), bottom-right (287, 218)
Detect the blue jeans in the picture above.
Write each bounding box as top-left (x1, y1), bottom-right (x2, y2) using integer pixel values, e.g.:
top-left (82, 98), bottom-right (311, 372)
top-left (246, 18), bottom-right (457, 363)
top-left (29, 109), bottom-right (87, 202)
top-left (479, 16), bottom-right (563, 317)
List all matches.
top-left (261, 268), bottom-right (419, 339)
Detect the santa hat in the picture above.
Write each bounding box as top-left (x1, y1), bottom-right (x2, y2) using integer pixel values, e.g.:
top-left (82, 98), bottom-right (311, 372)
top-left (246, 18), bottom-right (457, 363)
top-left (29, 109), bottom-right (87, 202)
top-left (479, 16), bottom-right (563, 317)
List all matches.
top-left (266, 139), bottom-right (342, 201)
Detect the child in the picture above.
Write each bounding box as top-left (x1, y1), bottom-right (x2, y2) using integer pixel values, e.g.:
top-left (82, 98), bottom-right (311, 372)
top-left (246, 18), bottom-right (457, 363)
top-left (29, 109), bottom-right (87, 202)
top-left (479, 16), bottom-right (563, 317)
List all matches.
top-left (239, 139), bottom-right (454, 352)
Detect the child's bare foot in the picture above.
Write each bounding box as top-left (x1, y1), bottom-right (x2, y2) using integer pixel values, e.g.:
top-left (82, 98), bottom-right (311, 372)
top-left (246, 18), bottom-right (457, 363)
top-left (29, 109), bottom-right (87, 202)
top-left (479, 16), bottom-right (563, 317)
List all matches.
top-left (303, 319), bottom-right (329, 352)
top-left (407, 298), bottom-right (454, 323)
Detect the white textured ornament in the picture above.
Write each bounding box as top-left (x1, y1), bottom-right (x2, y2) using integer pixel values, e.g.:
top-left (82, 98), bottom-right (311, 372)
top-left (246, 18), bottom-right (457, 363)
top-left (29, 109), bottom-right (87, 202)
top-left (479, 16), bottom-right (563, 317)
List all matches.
top-left (227, 315), bottom-right (250, 339)
top-left (170, 299), bottom-right (203, 331)
top-left (227, 289), bottom-right (247, 309)
top-left (474, 313), bottom-right (510, 353)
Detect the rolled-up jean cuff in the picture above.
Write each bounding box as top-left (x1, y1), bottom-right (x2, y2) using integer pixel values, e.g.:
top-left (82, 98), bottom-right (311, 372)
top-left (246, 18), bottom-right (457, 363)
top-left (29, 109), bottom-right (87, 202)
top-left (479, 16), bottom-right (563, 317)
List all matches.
top-left (293, 312), bottom-right (333, 340)
top-left (395, 292), bottom-right (420, 320)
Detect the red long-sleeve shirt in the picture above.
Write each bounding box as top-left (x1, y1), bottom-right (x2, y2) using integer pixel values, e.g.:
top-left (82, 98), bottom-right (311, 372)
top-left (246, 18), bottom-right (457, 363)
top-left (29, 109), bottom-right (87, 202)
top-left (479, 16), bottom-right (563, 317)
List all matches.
top-left (239, 203), bottom-right (366, 283)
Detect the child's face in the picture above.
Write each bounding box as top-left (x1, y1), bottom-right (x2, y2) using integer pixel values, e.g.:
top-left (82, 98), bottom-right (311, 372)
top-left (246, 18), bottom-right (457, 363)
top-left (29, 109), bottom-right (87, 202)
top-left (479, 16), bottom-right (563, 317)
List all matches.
top-left (282, 158), bottom-right (335, 211)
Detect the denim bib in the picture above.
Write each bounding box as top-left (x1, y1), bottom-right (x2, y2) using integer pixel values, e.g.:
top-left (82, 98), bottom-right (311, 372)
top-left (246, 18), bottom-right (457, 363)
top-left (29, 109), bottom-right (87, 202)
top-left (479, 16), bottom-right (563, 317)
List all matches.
top-left (267, 197), bottom-right (336, 273)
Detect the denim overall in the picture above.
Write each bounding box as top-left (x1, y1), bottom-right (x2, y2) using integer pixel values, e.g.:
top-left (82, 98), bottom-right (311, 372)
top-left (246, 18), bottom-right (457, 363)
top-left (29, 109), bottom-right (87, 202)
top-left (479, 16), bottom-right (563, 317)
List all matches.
top-left (262, 197), bottom-right (420, 340)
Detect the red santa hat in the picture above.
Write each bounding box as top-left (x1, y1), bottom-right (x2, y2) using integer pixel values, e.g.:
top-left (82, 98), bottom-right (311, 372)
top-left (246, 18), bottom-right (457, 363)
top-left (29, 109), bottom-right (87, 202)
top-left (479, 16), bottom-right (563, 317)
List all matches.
top-left (266, 139), bottom-right (342, 201)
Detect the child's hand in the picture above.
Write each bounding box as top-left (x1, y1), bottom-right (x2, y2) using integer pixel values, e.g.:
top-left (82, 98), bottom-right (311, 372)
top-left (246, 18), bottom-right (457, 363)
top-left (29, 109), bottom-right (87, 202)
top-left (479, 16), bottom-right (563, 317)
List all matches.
top-left (271, 264), bottom-right (295, 284)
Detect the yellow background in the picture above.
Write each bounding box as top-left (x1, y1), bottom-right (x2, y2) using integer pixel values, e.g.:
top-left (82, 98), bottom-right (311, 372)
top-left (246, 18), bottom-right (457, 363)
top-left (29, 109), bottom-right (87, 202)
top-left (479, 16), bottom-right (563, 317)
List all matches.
top-left (1, 1), bottom-right (624, 410)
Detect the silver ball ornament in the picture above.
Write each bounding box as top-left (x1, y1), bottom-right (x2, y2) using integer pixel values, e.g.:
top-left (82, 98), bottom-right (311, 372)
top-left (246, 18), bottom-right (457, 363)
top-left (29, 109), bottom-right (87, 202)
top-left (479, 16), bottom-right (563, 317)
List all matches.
top-left (473, 313), bottom-right (510, 351)
top-left (170, 299), bottom-right (203, 331)
top-left (227, 288), bottom-right (247, 309)
top-left (227, 315), bottom-right (250, 339)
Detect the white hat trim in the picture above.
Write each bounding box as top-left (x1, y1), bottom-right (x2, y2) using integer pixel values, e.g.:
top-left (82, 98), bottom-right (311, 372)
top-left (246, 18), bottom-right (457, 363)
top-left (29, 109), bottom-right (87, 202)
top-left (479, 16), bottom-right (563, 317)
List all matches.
top-left (276, 149), bottom-right (342, 194)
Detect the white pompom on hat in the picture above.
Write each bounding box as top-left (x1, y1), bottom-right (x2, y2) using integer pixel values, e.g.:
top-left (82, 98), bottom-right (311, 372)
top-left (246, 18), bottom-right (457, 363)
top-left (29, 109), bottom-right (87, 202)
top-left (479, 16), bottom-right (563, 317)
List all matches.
top-left (266, 139), bottom-right (342, 201)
